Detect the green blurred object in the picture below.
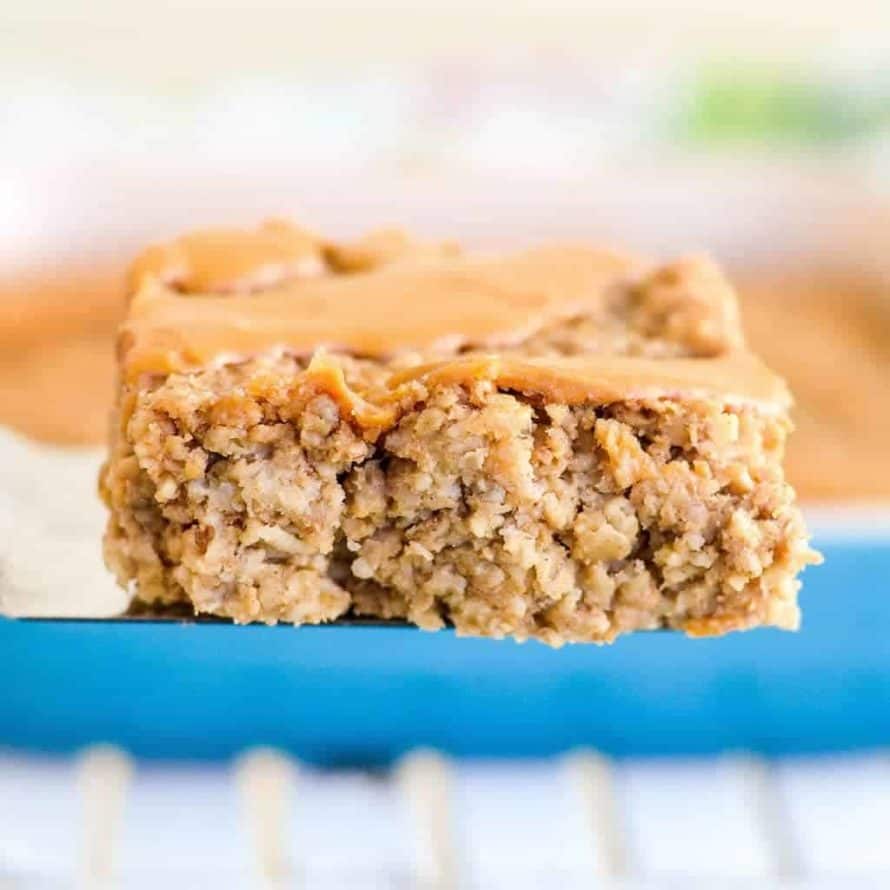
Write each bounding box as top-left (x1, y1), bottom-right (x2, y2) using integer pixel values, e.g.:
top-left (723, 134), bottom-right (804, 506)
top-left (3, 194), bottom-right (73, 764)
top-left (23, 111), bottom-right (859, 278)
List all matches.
top-left (680, 66), bottom-right (890, 144)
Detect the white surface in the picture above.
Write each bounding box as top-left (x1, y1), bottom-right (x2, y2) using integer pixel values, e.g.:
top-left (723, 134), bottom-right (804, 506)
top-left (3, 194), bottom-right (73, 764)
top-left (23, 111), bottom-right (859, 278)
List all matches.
top-left (619, 758), bottom-right (778, 879)
top-left (0, 429), bottom-right (126, 618)
top-left (0, 750), bottom-right (888, 887)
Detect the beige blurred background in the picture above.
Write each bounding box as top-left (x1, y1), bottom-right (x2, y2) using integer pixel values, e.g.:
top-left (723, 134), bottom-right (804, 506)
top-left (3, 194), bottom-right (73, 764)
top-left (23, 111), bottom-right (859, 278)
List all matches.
top-left (4, 1), bottom-right (890, 75)
top-left (2, 0), bottom-right (890, 500)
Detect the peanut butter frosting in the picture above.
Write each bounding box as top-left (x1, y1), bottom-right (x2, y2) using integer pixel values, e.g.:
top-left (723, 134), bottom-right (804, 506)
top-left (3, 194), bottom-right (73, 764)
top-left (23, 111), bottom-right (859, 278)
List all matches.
top-left (128, 220), bottom-right (325, 294)
top-left (298, 351), bottom-right (789, 435)
top-left (118, 221), bottom-right (788, 412)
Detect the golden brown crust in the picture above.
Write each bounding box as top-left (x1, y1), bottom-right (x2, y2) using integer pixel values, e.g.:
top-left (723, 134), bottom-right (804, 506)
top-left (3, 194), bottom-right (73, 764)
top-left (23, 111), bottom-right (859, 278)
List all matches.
top-left (630, 256), bottom-right (745, 357)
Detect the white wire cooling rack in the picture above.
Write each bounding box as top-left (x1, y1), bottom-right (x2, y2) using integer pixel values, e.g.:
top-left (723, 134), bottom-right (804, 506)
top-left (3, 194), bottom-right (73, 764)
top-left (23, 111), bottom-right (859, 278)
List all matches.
top-left (1, 747), bottom-right (888, 889)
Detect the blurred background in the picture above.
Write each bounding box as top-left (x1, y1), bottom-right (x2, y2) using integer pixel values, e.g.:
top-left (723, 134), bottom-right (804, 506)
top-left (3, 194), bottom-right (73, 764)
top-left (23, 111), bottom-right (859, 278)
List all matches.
top-left (2, 1), bottom-right (890, 886)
